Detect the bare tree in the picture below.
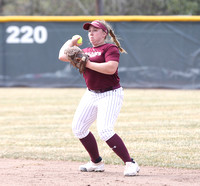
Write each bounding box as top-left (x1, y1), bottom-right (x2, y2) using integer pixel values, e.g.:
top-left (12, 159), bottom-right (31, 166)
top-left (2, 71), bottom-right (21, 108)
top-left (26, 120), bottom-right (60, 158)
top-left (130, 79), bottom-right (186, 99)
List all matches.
top-left (0, 0), bottom-right (4, 14)
top-left (0, 0), bottom-right (200, 16)
top-left (96, 0), bottom-right (104, 15)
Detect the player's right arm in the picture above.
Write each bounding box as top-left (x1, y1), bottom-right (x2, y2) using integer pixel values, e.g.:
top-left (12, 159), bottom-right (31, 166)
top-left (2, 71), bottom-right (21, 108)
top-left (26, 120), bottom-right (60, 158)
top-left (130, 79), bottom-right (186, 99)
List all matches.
top-left (58, 39), bottom-right (73, 62)
top-left (58, 37), bottom-right (81, 62)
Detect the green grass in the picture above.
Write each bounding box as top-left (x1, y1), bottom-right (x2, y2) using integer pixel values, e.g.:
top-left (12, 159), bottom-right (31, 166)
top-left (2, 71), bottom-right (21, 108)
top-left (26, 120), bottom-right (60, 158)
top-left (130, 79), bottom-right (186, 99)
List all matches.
top-left (0, 88), bottom-right (199, 169)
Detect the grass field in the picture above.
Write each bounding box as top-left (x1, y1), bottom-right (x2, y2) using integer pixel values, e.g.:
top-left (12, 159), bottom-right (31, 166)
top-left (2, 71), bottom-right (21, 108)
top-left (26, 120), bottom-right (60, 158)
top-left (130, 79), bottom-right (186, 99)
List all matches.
top-left (0, 88), bottom-right (199, 169)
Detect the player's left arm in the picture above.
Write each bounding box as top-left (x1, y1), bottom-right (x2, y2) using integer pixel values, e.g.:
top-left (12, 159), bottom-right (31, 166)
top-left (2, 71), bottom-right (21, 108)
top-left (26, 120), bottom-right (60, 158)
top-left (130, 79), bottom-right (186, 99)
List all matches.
top-left (86, 60), bottom-right (118, 75)
top-left (86, 45), bottom-right (119, 75)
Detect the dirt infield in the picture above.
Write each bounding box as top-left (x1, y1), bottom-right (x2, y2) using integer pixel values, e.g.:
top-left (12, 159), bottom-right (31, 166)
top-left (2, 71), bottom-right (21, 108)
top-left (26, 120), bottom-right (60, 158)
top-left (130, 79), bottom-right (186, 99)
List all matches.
top-left (0, 159), bottom-right (199, 186)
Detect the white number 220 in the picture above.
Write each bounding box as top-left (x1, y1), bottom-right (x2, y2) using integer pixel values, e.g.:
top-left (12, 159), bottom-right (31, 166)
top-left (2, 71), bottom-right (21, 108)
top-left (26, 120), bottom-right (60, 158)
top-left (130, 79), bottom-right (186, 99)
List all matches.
top-left (6, 25), bottom-right (48, 44)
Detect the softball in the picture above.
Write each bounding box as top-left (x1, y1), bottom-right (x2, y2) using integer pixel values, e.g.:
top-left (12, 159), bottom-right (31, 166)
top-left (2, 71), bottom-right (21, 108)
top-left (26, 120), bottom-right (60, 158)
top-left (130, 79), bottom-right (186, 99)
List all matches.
top-left (72, 35), bottom-right (82, 45)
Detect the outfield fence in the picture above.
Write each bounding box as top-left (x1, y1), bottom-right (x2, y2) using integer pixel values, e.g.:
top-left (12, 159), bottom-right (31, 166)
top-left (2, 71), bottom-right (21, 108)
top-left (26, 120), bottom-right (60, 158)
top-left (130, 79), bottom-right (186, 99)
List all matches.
top-left (0, 16), bottom-right (200, 89)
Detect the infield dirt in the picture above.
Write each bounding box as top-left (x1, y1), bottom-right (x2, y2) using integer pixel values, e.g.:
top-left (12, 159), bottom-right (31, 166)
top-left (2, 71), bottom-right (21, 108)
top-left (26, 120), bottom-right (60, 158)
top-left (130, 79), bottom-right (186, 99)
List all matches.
top-left (0, 159), bottom-right (199, 186)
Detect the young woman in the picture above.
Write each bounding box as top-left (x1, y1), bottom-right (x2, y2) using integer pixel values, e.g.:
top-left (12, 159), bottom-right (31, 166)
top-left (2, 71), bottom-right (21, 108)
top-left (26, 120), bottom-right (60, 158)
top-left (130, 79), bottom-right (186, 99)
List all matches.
top-left (58, 20), bottom-right (140, 176)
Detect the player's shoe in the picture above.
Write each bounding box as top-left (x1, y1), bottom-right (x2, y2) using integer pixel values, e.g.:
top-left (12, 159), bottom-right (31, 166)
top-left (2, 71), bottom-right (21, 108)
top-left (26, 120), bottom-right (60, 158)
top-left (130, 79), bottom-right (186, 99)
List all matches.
top-left (79, 160), bottom-right (105, 172)
top-left (124, 161), bottom-right (140, 176)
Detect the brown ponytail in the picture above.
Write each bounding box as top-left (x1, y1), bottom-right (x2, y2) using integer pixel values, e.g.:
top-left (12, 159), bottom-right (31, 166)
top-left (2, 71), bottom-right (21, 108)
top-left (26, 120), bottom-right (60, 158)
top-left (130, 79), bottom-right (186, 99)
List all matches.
top-left (98, 20), bottom-right (127, 54)
top-left (109, 29), bottom-right (127, 53)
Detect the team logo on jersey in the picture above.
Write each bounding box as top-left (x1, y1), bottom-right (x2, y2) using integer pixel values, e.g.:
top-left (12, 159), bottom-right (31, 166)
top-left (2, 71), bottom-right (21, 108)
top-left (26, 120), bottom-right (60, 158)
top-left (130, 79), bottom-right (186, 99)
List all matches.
top-left (85, 51), bottom-right (101, 57)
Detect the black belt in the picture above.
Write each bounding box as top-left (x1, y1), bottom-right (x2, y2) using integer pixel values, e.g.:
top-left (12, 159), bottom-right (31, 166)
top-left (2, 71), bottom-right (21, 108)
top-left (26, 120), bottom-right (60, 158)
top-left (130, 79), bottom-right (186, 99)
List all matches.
top-left (88, 85), bottom-right (120, 93)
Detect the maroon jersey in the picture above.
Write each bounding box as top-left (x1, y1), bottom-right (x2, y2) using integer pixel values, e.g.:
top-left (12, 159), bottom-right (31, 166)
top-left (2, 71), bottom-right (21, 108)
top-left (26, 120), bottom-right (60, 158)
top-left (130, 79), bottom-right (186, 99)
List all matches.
top-left (82, 43), bottom-right (120, 90)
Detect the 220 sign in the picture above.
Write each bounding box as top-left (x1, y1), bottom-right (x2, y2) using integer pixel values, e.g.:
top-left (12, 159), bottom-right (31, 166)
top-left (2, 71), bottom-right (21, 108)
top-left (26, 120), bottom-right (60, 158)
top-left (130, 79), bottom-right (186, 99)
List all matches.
top-left (6, 25), bottom-right (48, 44)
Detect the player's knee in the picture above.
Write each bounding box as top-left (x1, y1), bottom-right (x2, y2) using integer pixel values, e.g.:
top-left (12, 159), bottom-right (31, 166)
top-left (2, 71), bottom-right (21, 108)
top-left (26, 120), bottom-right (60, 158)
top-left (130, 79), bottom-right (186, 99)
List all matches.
top-left (98, 128), bottom-right (115, 141)
top-left (72, 125), bottom-right (88, 139)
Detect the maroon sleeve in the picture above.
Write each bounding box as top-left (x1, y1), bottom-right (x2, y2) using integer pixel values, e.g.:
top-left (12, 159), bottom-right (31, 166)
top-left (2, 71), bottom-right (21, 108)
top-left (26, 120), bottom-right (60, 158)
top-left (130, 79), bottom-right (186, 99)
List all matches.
top-left (105, 45), bottom-right (120, 62)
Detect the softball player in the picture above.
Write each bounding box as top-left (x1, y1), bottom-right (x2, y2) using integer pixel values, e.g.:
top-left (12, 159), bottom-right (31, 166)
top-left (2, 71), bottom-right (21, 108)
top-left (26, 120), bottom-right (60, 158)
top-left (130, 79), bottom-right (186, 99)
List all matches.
top-left (58, 20), bottom-right (140, 176)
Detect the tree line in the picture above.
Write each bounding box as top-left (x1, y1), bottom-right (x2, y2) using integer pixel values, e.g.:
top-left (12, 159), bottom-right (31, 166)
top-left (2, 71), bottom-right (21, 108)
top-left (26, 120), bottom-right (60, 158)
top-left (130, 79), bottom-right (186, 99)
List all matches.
top-left (1, 0), bottom-right (200, 16)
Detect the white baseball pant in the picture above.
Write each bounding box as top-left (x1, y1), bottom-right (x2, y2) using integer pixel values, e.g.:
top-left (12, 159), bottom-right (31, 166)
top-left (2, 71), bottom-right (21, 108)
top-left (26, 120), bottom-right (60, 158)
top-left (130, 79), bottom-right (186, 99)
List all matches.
top-left (72, 87), bottom-right (124, 141)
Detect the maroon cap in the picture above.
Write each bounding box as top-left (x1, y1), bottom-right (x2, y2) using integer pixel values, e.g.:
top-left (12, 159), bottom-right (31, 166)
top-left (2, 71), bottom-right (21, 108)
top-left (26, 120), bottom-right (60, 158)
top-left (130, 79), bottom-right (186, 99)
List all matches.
top-left (83, 20), bottom-right (108, 34)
